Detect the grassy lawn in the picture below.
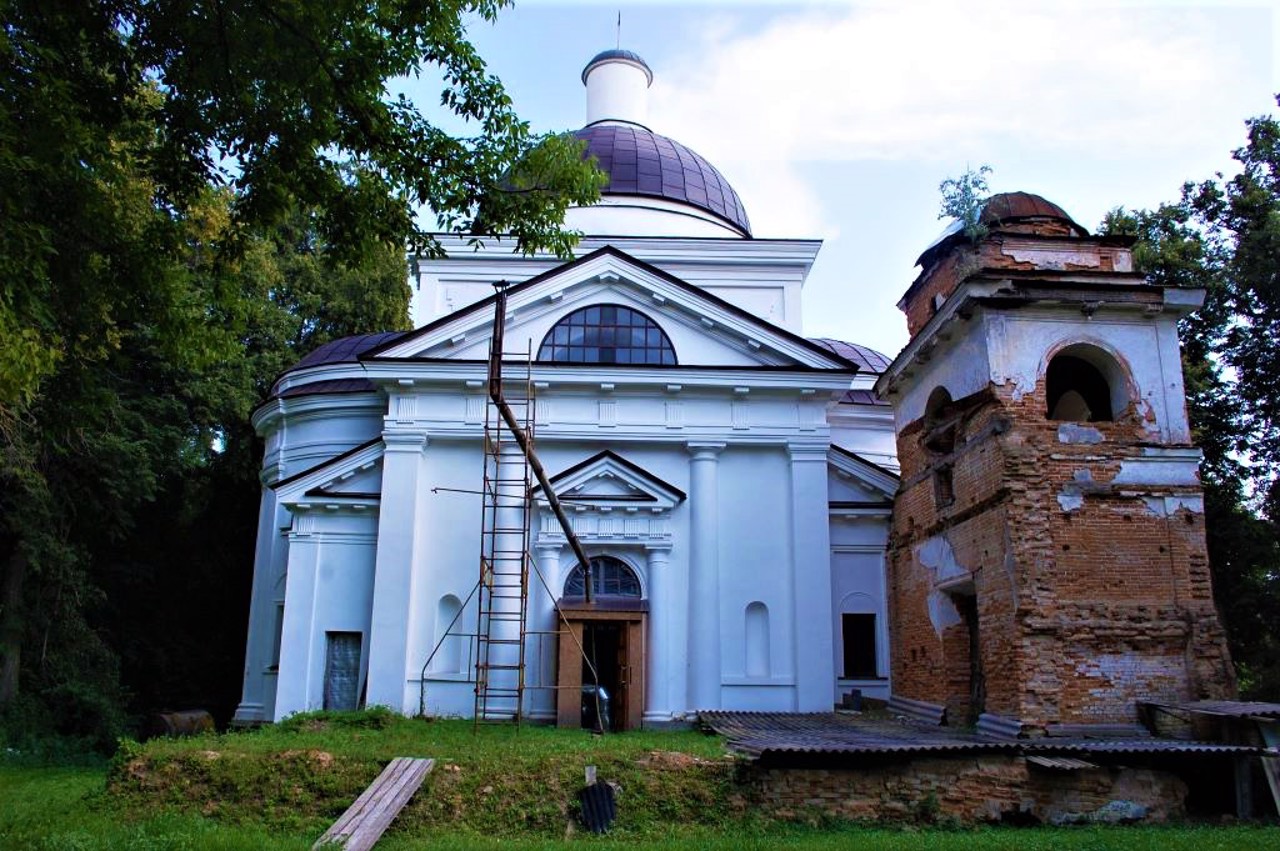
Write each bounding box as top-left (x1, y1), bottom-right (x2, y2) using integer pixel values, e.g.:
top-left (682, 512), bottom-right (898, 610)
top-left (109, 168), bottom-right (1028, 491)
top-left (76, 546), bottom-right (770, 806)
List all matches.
top-left (1, 711), bottom-right (1278, 849)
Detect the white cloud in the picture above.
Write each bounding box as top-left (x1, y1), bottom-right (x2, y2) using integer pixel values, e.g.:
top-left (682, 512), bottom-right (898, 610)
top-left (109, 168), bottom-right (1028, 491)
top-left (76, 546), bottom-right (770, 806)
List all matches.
top-left (647, 2), bottom-right (1267, 234)
top-left (655, 3), bottom-right (1258, 161)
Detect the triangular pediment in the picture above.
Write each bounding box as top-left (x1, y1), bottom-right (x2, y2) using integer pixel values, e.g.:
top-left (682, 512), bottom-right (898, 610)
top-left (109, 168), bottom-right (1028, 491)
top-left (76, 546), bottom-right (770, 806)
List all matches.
top-left (828, 445), bottom-right (898, 505)
top-left (365, 247), bottom-right (856, 371)
top-left (273, 439), bottom-right (384, 506)
top-left (533, 450), bottom-right (685, 512)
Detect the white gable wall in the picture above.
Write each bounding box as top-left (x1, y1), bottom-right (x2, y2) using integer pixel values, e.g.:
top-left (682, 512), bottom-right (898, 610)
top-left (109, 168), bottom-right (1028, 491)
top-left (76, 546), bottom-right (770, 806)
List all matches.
top-left (236, 241), bottom-right (898, 727)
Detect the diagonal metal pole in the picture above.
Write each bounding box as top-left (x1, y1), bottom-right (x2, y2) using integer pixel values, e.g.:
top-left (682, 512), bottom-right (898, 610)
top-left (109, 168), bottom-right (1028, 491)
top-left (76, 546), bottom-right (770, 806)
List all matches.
top-left (487, 282), bottom-right (593, 603)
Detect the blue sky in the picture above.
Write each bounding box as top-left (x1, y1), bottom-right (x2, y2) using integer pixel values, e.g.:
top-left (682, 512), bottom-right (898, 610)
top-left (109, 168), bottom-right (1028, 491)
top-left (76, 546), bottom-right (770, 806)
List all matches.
top-left (408, 0), bottom-right (1278, 359)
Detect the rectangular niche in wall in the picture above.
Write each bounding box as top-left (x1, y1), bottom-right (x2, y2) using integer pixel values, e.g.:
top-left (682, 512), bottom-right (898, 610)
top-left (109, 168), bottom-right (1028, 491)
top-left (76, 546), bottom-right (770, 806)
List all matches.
top-left (323, 631), bottom-right (363, 711)
top-left (841, 613), bottom-right (877, 679)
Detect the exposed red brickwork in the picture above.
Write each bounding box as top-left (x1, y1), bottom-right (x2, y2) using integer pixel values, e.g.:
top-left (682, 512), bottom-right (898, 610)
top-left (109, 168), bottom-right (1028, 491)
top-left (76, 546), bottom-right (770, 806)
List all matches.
top-left (887, 211), bottom-right (1234, 730)
top-left (902, 232), bottom-right (1135, 337)
top-left (748, 758), bottom-right (1187, 824)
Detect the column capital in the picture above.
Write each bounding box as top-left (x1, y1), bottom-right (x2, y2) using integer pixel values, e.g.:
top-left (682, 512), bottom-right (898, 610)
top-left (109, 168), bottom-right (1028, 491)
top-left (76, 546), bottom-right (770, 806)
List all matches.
top-left (687, 441), bottom-right (726, 460)
top-left (787, 441), bottom-right (828, 462)
top-left (382, 431), bottom-right (429, 451)
top-left (644, 543), bottom-right (674, 556)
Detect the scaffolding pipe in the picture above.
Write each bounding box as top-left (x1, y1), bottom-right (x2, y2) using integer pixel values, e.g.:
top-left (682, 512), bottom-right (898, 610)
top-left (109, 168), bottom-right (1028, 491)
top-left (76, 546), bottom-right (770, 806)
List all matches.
top-left (488, 283), bottom-right (594, 603)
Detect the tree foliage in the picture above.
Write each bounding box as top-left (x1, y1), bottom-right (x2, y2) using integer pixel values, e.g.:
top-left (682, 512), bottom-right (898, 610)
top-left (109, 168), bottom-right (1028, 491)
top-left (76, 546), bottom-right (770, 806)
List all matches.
top-left (0, 0), bottom-right (601, 750)
top-left (938, 165), bottom-right (993, 242)
top-left (1101, 101), bottom-right (1280, 698)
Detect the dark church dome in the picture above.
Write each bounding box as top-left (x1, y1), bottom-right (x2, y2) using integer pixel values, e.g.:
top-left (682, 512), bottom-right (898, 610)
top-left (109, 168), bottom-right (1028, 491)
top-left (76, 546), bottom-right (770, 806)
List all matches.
top-left (572, 123), bottom-right (753, 237)
top-left (581, 49), bottom-right (653, 85)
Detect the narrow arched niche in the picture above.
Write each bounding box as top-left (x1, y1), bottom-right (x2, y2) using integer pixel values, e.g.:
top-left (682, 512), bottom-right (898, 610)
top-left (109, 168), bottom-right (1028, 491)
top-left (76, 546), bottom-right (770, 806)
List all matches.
top-left (433, 594), bottom-right (463, 674)
top-left (1045, 344), bottom-right (1129, 423)
top-left (745, 602), bottom-right (770, 678)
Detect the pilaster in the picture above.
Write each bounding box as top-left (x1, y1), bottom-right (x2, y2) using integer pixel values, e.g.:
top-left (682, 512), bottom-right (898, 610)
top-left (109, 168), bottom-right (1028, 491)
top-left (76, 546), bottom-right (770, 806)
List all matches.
top-left (687, 442), bottom-right (725, 711)
top-left (643, 544), bottom-right (674, 723)
top-left (789, 442), bottom-right (836, 711)
top-left (366, 431), bottom-right (429, 711)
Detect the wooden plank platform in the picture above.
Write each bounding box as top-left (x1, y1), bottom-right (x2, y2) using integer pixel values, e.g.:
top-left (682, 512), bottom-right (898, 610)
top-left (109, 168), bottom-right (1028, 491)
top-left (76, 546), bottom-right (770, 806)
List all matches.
top-left (314, 756), bottom-right (434, 851)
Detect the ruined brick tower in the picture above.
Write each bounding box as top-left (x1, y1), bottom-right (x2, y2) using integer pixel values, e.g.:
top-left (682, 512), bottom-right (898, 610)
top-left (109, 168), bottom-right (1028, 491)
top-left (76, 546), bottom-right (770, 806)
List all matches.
top-left (874, 192), bottom-right (1235, 733)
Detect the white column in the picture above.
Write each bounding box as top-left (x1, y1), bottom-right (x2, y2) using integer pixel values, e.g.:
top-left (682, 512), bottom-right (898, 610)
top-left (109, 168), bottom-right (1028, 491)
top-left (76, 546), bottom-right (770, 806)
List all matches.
top-left (274, 515), bottom-right (320, 720)
top-left (789, 443), bottom-right (835, 711)
top-left (366, 431), bottom-right (428, 712)
top-left (644, 544), bottom-right (673, 724)
top-left (528, 542), bottom-right (562, 721)
top-left (687, 442), bottom-right (725, 711)
top-left (234, 486), bottom-right (282, 724)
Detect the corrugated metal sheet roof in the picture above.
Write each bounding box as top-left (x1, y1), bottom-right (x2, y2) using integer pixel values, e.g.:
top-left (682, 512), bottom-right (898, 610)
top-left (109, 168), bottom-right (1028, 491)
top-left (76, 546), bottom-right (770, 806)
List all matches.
top-left (1173, 700), bottom-right (1280, 719)
top-left (700, 711), bottom-right (1266, 761)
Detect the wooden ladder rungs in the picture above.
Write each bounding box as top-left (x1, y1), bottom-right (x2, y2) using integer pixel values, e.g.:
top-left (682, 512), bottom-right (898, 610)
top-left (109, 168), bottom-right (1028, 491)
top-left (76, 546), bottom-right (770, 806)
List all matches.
top-left (313, 756), bottom-right (435, 851)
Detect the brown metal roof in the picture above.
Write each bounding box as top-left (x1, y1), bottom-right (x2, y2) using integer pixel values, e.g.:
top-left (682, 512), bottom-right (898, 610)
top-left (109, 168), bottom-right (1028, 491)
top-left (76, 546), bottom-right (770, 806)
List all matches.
top-left (979, 191), bottom-right (1086, 233)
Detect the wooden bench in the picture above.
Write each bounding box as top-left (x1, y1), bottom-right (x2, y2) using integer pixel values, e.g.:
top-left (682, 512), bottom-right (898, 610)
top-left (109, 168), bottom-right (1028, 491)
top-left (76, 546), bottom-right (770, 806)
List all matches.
top-left (314, 756), bottom-right (435, 851)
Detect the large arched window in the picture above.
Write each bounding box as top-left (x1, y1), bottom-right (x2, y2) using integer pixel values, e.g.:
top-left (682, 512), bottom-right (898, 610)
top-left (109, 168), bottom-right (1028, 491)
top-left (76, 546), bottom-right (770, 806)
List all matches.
top-left (563, 556), bottom-right (642, 599)
top-left (537, 304), bottom-right (676, 365)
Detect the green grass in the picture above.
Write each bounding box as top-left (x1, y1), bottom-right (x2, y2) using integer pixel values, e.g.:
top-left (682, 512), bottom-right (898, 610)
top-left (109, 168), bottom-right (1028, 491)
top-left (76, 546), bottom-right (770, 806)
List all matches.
top-left (2, 710), bottom-right (1278, 849)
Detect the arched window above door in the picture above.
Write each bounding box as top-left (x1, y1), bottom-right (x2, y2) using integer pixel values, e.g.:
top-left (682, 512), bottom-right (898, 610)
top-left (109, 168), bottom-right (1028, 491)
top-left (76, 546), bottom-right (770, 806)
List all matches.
top-left (537, 304), bottom-right (676, 365)
top-left (563, 555), bottom-right (642, 599)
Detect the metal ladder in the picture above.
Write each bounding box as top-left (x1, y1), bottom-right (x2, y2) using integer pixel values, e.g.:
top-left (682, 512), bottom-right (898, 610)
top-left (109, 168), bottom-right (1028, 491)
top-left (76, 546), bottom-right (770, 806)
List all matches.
top-left (473, 333), bottom-right (535, 723)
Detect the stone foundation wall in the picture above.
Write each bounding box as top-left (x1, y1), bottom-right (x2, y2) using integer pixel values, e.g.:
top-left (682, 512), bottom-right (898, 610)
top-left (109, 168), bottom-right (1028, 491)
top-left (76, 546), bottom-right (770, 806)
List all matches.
top-left (748, 757), bottom-right (1188, 825)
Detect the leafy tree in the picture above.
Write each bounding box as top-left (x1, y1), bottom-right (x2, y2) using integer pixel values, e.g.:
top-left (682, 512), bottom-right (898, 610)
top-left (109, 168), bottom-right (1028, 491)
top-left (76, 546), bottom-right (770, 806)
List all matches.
top-left (0, 0), bottom-right (601, 748)
top-left (1101, 105), bottom-right (1280, 698)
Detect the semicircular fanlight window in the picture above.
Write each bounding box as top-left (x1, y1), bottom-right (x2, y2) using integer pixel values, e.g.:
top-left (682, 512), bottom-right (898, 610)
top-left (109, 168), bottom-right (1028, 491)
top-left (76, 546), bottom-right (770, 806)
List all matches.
top-left (563, 556), bottom-right (642, 598)
top-left (537, 304), bottom-right (676, 365)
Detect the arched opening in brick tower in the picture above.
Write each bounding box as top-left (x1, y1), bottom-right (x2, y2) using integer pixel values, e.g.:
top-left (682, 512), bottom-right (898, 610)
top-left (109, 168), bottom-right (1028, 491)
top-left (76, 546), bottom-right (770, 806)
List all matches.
top-left (1046, 344), bottom-right (1129, 422)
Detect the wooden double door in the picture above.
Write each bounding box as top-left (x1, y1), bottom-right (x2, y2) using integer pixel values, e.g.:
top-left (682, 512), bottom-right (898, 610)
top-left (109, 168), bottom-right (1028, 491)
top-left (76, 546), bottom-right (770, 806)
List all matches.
top-left (555, 606), bottom-right (646, 731)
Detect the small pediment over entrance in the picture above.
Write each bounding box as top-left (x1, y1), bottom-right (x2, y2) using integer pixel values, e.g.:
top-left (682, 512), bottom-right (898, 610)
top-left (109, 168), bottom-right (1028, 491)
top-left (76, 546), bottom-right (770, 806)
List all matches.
top-left (534, 451), bottom-right (685, 512)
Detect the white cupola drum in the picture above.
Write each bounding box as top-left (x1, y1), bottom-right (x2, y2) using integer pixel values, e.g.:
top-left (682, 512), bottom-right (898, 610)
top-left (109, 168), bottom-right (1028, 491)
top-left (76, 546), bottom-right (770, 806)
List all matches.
top-left (582, 49), bottom-right (653, 126)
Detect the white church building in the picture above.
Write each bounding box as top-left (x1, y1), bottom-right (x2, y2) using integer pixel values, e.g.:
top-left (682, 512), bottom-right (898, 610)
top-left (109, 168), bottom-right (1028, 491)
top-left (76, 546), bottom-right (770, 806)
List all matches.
top-left (233, 49), bottom-right (900, 728)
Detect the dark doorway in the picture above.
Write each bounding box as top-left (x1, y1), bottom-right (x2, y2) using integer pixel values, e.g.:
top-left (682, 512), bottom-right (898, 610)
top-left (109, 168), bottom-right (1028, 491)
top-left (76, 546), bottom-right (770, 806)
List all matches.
top-left (954, 595), bottom-right (985, 724)
top-left (582, 622), bottom-right (622, 730)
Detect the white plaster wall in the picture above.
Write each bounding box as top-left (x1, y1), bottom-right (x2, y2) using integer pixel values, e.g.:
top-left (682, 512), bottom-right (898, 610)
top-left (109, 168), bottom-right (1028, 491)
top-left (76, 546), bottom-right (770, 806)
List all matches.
top-left (411, 236), bottom-right (816, 334)
top-left (273, 512), bottom-right (377, 719)
top-left (717, 447), bottom-right (797, 711)
top-left (828, 403), bottom-right (898, 473)
top-left (984, 310), bottom-right (1190, 442)
top-left (564, 199), bottom-right (742, 240)
top-left (584, 63), bottom-right (649, 125)
top-left (431, 283), bottom-right (788, 368)
top-left (829, 538), bottom-right (891, 702)
top-left (893, 316), bottom-right (993, 428)
top-left (264, 398), bottom-right (386, 481)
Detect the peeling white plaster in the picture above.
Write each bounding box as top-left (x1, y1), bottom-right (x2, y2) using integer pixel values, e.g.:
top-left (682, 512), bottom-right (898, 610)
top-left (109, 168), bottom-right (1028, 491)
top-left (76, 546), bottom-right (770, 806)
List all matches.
top-left (927, 590), bottom-right (964, 635)
top-left (1074, 653), bottom-right (1181, 699)
top-left (1113, 449), bottom-right (1202, 487)
top-left (916, 535), bottom-right (968, 585)
top-left (915, 534), bottom-right (971, 636)
top-left (1058, 423), bottom-right (1103, 445)
top-left (1058, 493), bottom-right (1085, 512)
top-left (1004, 246), bottom-right (1101, 271)
top-left (1142, 495), bottom-right (1204, 516)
